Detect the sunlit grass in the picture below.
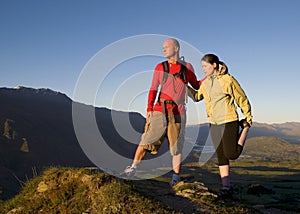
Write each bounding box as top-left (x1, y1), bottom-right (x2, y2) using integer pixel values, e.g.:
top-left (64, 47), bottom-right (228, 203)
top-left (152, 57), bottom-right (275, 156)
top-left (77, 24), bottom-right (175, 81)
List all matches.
top-left (233, 169), bottom-right (298, 176)
top-left (0, 167), bottom-right (180, 214)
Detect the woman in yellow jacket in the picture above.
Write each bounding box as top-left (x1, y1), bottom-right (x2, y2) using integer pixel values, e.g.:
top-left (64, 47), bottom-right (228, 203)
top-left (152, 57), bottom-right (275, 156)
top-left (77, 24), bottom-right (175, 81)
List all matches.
top-left (192, 54), bottom-right (253, 199)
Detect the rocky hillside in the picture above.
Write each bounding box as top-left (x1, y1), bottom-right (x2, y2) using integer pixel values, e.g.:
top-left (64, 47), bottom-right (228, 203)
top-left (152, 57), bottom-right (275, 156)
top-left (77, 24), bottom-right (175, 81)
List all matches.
top-left (0, 167), bottom-right (255, 214)
top-left (243, 136), bottom-right (300, 160)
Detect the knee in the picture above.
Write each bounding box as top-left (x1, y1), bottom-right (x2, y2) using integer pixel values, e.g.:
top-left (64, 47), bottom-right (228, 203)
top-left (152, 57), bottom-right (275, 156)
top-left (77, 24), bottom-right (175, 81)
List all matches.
top-left (170, 146), bottom-right (181, 156)
top-left (218, 159), bottom-right (229, 166)
top-left (225, 152), bottom-right (239, 160)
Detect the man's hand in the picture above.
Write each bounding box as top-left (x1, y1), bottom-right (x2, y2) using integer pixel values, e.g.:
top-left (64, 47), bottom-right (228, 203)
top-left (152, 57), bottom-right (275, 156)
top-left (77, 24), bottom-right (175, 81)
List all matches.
top-left (146, 111), bottom-right (153, 123)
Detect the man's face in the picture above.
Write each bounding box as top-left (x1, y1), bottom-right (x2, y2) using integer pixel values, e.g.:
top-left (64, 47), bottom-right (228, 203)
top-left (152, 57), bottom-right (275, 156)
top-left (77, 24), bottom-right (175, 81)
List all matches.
top-left (162, 39), bottom-right (178, 58)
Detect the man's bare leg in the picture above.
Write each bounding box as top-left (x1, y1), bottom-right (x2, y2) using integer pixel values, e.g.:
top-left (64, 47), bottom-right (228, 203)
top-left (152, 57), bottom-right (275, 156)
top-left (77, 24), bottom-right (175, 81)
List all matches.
top-left (131, 145), bottom-right (147, 168)
top-left (172, 153), bottom-right (181, 174)
top-left (123, 145), bottom-right (147, 177)
top-left (170, 154), bottom-right (181, 186)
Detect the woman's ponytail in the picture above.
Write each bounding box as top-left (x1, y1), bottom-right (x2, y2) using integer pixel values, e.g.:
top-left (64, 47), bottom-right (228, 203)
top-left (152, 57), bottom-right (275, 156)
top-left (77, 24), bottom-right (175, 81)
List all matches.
top-left (218, 61), bottom-right (228, 75)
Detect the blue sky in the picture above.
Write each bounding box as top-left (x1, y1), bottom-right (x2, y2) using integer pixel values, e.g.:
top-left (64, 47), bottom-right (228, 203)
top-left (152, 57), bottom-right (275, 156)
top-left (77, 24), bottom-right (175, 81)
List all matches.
top-left (0, 0), bottom-right (299, 124)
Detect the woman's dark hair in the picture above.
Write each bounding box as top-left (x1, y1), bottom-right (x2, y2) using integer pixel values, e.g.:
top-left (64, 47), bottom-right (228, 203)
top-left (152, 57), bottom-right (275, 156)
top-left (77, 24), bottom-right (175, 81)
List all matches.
top-left (201, 54), bottom-right (228, 75)
top-left (201, 54), bottom-right (219, 65)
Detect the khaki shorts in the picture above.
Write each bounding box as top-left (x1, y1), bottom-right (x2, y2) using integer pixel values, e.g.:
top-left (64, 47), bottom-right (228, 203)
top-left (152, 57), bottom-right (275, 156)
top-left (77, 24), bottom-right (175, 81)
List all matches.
top-left (140, 111), bottom-right (186, 156)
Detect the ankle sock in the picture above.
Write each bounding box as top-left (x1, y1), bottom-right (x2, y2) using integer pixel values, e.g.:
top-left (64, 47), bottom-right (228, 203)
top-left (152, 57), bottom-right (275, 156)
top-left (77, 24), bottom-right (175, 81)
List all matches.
top-left (131, 163), bottom-right (138, 169)
top-left (170, 173), bottom-right (180, 185)
top-left (221, 176), bottom-right (230, 190)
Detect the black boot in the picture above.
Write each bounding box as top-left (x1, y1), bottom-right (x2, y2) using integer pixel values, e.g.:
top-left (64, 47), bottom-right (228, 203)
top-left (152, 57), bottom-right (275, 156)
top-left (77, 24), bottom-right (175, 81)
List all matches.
top-left (217, 188), bottom-right (233, 199)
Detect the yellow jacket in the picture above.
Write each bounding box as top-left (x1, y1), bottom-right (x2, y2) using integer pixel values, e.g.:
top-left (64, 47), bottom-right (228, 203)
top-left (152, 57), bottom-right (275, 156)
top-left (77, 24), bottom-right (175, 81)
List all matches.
top-left (195, 73), bottom-right (252, 125)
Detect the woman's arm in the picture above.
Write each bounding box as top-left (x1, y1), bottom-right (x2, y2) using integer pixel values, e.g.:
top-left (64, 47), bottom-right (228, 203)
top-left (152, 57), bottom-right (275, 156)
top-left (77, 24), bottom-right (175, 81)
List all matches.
top-left (231, 76), bottom-right (253, 125)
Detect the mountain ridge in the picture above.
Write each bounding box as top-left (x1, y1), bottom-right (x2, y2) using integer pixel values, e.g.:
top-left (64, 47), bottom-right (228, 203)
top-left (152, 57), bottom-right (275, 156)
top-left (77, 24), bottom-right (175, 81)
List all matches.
top-left (0, 86), bottom-right (146, 199)
top-left (0, 86), bottom-right (299, 201)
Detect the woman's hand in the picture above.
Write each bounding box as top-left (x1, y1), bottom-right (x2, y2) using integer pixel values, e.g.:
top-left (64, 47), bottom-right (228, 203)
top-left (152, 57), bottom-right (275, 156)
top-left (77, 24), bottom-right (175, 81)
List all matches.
top-left (187, 86), bottom-right (200, 102)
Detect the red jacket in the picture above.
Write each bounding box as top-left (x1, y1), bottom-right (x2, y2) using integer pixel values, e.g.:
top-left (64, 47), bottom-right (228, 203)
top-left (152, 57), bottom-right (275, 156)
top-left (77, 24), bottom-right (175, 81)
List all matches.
top-left (147, 61), bottom-right (201, 115)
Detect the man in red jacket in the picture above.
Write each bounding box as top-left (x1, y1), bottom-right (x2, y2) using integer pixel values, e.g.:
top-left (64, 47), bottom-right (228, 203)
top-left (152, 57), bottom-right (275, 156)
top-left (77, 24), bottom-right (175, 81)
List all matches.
top-left (123, 38), bottom-right (201, 185)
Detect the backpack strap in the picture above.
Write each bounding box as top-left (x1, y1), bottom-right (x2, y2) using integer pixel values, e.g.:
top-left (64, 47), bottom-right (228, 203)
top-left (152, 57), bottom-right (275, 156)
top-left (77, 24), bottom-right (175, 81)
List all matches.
top-left (176, 59), bottom-right (187, 84)
top-left (162, 60), bottom-right (169, 86)
top-left (177, 57), bottom-right (188, 103)
top-left (157, 60), bottom-right (169, 103)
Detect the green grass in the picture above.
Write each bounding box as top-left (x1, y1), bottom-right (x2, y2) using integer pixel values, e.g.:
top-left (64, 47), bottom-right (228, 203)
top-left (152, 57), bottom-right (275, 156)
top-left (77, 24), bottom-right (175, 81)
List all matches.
top-left (230, 158), bottom-right (300, 212)
top-left (182, 156), bottom-right (300, 213)
top-left (1, 136), bottom-right (299, 213)
top-left (0, 167), bottom-right (180, 214)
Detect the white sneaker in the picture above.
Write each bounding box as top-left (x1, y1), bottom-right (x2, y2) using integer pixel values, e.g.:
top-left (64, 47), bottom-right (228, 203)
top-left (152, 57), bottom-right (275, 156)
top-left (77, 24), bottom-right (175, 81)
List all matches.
top-left (123, 166), bottom-right (136, 178)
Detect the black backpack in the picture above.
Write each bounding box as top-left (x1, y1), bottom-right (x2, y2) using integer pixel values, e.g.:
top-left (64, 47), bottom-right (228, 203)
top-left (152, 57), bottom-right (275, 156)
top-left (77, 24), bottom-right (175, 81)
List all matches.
top-left (157, 57), bottom-right (187, 105)
top-left (161, 58), bottom-right (187, 87)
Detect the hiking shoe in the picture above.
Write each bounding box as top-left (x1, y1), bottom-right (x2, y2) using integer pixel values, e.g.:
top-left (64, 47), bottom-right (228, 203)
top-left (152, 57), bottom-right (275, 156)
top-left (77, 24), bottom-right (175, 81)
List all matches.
top-left (122, 166), bottom-right (136, 178)
top-left (239, 119), bottom-right (250, 129)
top-left (217, 188), bottom-right (233, 199)
top-left (170, 173), bottom-right (180, 186)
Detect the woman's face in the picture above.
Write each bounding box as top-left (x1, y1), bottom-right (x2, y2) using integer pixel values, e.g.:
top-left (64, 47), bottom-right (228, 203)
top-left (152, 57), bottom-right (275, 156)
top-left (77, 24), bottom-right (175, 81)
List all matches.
top-left (201, 61), bottom-right (216, 77)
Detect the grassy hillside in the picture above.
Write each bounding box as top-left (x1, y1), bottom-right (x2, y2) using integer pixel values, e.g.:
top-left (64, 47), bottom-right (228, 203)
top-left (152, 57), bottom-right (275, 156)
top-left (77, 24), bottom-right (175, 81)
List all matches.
top-left (0, 167), bottom-right (179, 214)
top-left (195, 136), bottom-right (300, 213)
top-left (243, 136), bottom-right (300, 161)
top-left (1, 136), bottom-right (300, 213)
top-left (0, 167), bottom-right (256, 214)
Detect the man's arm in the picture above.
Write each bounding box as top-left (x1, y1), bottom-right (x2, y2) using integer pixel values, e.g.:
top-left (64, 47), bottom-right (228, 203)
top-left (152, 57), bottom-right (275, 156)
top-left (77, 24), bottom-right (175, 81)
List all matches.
top-left (146, 64), bottom-right (162, 112)
top-left (185, 63), bottom-right (201, 90)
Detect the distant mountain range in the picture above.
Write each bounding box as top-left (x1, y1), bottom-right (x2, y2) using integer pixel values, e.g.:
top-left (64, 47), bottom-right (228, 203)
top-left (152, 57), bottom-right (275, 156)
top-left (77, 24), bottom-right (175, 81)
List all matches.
top-left (248, 122), bottom-right (300, 144)
top-left (0, 86), bottom-right (299, 200)
top-left (187, 121), bottom-right (300, 146)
